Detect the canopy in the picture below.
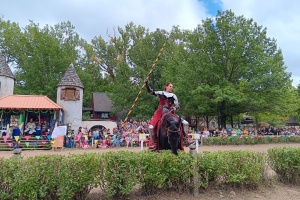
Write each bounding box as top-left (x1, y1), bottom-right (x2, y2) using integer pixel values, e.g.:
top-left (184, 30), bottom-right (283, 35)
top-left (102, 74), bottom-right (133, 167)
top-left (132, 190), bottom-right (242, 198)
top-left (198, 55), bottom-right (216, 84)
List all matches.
top-left (0, 95), bottom-right (62, 110)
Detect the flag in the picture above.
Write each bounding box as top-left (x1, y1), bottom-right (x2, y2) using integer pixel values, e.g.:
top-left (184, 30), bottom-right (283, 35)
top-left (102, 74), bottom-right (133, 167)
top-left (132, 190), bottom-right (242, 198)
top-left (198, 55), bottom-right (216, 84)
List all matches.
top-left (25, 142), bottom-right (30, 147)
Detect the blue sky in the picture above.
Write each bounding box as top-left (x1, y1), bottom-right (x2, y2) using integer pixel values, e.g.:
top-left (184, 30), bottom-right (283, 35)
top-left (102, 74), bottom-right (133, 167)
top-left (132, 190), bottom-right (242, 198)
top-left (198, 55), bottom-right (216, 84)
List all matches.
top-left (0, 0), bottom-right (299, 86)
top-left (202, 0), bottom-right (222, 16)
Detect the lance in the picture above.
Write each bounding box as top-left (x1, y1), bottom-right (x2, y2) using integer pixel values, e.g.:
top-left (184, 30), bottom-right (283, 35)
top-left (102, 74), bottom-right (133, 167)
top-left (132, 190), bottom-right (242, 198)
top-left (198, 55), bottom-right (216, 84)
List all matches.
top-left (123, 38), bottom-right (168, 124)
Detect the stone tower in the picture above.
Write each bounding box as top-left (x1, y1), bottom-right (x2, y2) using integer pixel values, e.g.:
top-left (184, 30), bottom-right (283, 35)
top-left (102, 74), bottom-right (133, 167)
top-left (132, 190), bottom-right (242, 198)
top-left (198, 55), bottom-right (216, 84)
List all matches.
top-left (0, 52), bottom-right (15, 98)
top-left (56, 63), bottom-right (84, 132)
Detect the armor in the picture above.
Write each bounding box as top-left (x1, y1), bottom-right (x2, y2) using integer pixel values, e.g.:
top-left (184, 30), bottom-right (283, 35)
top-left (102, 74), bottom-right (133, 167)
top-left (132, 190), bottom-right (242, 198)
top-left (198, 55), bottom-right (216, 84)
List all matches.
top-left (145, 80), bottom-right (189, 150)
top-left (182, 119), bottom-right (190, 146)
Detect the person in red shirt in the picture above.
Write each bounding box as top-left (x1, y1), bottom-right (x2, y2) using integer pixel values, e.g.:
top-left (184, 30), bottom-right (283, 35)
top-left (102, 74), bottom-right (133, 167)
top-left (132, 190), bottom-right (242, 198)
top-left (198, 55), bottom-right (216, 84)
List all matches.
top-left (145, 79), bottom-right (189, 150)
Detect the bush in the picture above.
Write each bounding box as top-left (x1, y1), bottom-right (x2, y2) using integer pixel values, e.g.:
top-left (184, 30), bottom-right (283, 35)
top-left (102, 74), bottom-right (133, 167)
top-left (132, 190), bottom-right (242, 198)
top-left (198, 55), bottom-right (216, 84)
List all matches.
top-left (197, 150), bottom-right (265, 188)
top-left (0, 157), bottom-right (19, 199)
top-left (268, 147), bottom-right (300, 183)
top-left (2, 147), bottom-right (300, 199)
top-left (102, 151), bottom-right (138, 199)
top-left (202, 135), bottom-right (300, 145)
top-left (221, 151), bottom-right (265, 187)
top-left (197, 151), bottom-right (227, 188)
top-left (159, 151), bottom-right (194, 192)
top-left (137, 151), bottom-right (168, 195)
top-left (58, 153), bottom-right (103, 200)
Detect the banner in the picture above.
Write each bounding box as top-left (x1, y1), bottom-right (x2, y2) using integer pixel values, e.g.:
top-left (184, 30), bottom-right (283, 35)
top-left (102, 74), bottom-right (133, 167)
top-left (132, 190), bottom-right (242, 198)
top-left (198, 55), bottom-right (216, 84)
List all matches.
top-left (34, 142), bottom-right (37, 148)
top-left (14, 136), bottom-right (19, 142)
top-left (25, 142), bottom-right (30, 147)
top-left (35, 136), bottom-right (41, 140)
top-left (51, 126), bottom-right (67, 138)
top-left (19, 112), bottom-right (25, 123)
top-left (25, 136), bottom-right (30, 140)
top-left (3, 136), bottom-right (8, 143)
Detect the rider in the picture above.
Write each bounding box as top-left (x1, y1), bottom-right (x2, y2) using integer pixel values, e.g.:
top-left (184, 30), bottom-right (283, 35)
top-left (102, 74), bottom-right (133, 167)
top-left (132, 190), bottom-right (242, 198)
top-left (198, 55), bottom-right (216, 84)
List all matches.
top-left (145, 79), bottom-right (189, 150)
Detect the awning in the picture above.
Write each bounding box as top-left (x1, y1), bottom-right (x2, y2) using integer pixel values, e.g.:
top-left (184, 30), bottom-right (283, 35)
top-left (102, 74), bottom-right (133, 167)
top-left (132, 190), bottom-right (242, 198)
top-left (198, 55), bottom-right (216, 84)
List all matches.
top-left (0, 95), bottom-right (62, 110)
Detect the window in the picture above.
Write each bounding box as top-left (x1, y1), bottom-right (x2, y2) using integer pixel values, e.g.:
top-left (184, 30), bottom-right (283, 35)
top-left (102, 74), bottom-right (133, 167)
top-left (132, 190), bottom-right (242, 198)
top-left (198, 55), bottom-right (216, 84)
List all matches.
top-left (100, 113), bottom-right (109, 119)
top-left (61, 88), bottom-right (80, 101)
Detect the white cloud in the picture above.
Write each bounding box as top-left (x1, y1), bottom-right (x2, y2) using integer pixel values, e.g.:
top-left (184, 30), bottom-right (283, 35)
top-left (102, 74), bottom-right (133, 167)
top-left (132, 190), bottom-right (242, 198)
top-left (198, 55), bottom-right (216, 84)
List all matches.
top-left (0, 0), bottom-right (208, 41)
top-left (221, 0), bottom-right (300, 87)
top-left (1, 0), bottom-right (298, 86)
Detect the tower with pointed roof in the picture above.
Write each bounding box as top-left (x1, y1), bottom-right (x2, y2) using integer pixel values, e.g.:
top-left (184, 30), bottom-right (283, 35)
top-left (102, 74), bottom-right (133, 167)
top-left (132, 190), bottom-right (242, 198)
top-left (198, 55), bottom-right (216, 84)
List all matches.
top-left (56, 63), bottom-right (84, 132)
top-left (0, 52), bottom-right (15, 98)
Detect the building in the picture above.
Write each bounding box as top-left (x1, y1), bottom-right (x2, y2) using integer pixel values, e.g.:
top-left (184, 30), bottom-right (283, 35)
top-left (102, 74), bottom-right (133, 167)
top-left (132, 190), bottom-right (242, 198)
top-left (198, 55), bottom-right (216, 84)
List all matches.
top-left (0, 52), bottom-right (117, 136)
top-left (56, 63), bottom-right (84, 132)
top-left (0, 52), bottom-right (15, 98)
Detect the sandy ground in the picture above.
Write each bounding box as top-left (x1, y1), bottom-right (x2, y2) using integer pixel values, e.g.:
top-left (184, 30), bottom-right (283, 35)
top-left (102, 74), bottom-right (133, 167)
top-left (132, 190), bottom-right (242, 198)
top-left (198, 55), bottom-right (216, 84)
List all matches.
top-left (1, 143), bottom-right (300, 159)
top-left (1, 143), bottom-right (300, 200)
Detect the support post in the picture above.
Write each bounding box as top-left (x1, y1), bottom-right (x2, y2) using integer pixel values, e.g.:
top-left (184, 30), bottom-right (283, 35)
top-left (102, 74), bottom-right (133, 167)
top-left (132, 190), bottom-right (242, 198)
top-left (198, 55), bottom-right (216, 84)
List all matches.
top-left (189, 144), bottom-right (199, 196)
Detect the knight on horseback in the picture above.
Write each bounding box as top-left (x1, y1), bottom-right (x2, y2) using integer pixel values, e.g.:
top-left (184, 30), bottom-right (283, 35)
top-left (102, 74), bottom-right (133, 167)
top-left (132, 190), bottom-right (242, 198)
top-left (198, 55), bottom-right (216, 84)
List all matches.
top-left (145, 79), bottom-right (189, 151)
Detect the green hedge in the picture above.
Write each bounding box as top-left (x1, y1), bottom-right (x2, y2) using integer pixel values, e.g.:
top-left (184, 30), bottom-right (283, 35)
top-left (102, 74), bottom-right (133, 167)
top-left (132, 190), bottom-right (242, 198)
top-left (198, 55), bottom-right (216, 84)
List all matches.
top-left (0, 147), bottom-right (299, 199)
top-left (203, 135), bottom-right (300, 145)
top-left (268, 147), bottom-right (300, 183)
top-left (197, 150), bottom-right (265, 188)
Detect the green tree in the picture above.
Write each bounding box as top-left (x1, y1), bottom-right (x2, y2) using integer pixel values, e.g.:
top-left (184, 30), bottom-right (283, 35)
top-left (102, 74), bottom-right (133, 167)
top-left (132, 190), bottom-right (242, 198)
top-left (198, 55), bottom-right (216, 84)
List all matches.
top-left (183, 10), bottom-right (293, 128)
top-left (90, 23), bottom-right (170, 120)
top-left (0, 19), bottom-right (85, 101)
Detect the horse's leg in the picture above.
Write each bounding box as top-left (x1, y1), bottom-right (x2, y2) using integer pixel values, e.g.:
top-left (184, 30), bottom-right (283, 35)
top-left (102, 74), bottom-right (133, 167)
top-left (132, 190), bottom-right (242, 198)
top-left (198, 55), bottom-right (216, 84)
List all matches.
top-left (165, 113), bottom-right (182, 155)
top-left (159, 127), bottom-right (168, 150)
top-left (169, 133), bottom-right (180, 155)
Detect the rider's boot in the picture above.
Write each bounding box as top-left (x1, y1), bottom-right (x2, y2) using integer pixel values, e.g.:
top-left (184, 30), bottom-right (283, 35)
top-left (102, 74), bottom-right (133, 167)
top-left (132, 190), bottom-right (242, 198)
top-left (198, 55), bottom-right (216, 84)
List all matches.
top-left (182, 120), bottom-right (190, 147)
top-left (148, 125), bottom-right (157, 150)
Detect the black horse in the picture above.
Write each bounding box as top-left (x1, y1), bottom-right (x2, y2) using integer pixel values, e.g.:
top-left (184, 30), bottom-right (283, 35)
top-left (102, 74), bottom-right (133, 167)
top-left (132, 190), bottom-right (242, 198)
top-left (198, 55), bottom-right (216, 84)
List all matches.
top-left (156, 110), bottom-right (183, 155)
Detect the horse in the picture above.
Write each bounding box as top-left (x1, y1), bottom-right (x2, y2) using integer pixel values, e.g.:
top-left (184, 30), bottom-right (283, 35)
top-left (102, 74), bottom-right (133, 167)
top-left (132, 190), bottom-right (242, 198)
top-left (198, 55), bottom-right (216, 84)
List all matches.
top-left (156, 110), bottom-right (184, 155)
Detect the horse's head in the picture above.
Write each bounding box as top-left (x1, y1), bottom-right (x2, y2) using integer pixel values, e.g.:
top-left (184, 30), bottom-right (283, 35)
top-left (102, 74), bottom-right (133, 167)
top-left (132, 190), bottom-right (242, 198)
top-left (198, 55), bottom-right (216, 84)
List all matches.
top-left (166, 114), bottom-right (182, 156)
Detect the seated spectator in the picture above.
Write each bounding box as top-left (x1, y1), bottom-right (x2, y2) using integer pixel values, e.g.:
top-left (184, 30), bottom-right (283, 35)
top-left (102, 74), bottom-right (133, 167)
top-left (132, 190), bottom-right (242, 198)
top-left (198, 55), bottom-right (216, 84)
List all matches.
top-left (202, 128), bottom-right (210, 138)
top-left (75, 132), bottom-right (82, 148)
top-left (243, 128), bottom-right (248, 136)
top-left (106, 135), bottom-right (112, 147)
top-left (24, 118), bottom-right (36, 136)
top-left (236, 128), bottom-right (242, 136)
top-left (231, 128), bottom-right (237, 136)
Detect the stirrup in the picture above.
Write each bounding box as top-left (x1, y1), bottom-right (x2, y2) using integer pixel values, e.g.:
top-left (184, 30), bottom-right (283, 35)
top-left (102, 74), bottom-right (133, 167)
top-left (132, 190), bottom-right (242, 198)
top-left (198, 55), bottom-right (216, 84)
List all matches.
top-left (149, 143), bottom-right (158, 151)
top-left (184, 138), bottom-right (193, 147)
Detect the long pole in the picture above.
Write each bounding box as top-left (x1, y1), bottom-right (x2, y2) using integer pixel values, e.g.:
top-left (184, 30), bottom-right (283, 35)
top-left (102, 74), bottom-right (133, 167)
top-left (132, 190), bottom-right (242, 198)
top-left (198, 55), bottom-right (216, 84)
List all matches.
top-left (123, 38), bottom-right (168, 124)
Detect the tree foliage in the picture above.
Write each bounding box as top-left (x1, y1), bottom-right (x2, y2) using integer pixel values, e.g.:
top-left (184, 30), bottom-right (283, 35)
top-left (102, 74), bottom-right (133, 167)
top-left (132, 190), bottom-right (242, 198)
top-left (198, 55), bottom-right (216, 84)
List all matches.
top-left (0, 11), bottom-right (299, 127)
top-left (181, 10), bottom-right (295, 127)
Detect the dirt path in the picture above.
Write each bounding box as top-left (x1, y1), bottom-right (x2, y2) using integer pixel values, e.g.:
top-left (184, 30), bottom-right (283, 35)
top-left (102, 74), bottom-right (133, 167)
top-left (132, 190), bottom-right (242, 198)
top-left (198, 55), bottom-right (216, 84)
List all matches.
top-left (1, 143), bottom-right (299, 159)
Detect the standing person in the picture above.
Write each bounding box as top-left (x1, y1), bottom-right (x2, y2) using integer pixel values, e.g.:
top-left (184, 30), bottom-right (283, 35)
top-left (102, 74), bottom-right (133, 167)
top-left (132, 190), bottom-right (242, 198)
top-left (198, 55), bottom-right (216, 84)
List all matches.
top-left (145, 79), bottom-right (189, 150)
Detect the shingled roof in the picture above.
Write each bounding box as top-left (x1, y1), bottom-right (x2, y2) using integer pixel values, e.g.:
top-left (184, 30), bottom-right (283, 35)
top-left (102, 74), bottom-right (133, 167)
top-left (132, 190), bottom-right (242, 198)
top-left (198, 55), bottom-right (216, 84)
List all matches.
top-left (92, 92), bottom-right (112, 112)
top-left (286, 116), bottom-right (300, 126)
top-left (0, 52), bottom-right (15, 79)
top-left (57, 63), bottom-right (84, 88)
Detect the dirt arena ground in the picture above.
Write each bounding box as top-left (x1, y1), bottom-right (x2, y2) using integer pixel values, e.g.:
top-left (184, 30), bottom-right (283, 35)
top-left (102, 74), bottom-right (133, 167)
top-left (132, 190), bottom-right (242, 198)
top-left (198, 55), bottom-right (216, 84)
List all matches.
top-left (1, 143), bottom-right (300, 200)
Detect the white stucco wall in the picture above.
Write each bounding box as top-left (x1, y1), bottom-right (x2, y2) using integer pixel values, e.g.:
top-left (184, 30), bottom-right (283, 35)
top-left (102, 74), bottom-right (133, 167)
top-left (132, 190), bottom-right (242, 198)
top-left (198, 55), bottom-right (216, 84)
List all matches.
top-left (56, 86), bottom-right (83, 132)
top-left (0, 76), bottom-right (14, 98)
top-left (81, 120), bottom-right (117, 132)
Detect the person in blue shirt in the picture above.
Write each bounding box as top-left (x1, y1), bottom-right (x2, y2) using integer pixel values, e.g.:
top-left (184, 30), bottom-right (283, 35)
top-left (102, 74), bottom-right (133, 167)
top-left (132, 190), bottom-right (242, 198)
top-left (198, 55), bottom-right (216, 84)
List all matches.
top-left (12, 124), bottom-right (21, 139)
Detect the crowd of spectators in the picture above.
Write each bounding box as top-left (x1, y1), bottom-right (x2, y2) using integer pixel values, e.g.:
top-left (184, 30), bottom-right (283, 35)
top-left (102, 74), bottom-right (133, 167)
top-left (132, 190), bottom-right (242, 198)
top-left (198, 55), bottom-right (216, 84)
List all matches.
top-left (64, 119), bottom-right (151, 149)
top-left (63, 119), bottom-right (300, 149)
top-left (196, 126), bottom-right (300, 138)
